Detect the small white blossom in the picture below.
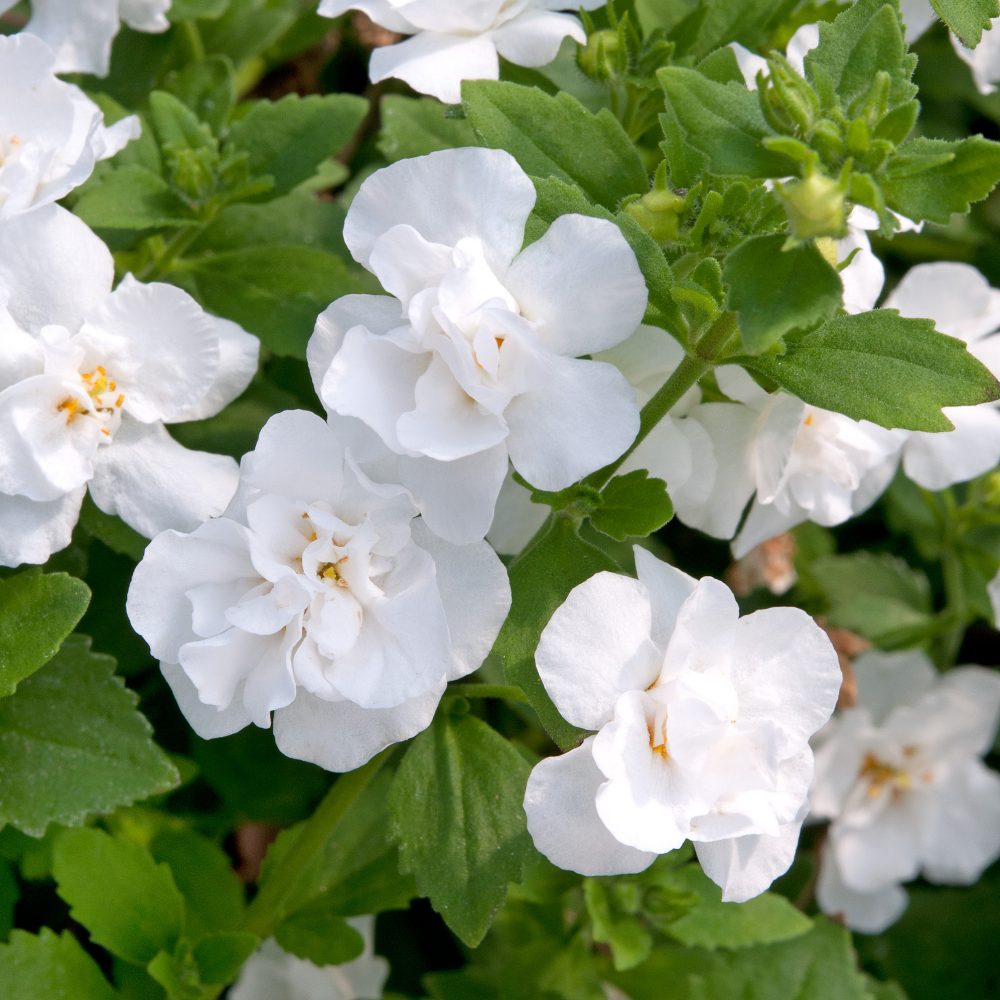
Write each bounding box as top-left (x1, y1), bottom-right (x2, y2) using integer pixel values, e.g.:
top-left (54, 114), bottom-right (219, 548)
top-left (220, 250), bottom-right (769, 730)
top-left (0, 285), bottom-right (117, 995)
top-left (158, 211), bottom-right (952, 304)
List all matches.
top-left (231, 917), bottom-right (388, 1000)
top-left (317, 0), bottom-right (605, 104)
top-left (127, 410), bottom-right (511, 772)
top-left (0, 205), bottom-right (258, 567)
top-left (812, 650), bottom-right (1000, 933)
top-left (309, 147), bottom-right (646, 545)
top-left (0, 0), bottom-right (171, 76)
top-left (523, 549), bottom-right (841, 901)
top-left (0, 33), bottom-right (139, 220)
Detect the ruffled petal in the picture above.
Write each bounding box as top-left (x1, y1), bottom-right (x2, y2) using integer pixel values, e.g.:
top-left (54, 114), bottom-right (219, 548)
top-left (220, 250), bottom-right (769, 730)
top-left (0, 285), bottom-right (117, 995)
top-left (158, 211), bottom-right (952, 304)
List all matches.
top-left (161, 661), bottom-right (254, 740)
top-left (492, 9), bottom-right (586, 66)
top-left (902, 405), bottom-right (1000, 490)
top-left (816, 842), bottom-right (909, 934)
top-left (175, 317), bottom-right (259, 422)
top-left (0, 486), bottom-right (85, 568)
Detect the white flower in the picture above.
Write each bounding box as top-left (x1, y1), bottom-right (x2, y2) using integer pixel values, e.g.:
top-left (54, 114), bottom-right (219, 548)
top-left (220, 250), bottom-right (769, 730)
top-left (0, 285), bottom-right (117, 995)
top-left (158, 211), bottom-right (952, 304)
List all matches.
top-left (0, 33), bottom-right (139, 219)
top-left (127, 409), bottom-right (511, 772)
top-left (811, 650), bottom-right (1000, 933)
top-left (680, 367), bottom-right (903, 557)
top-left (317, 0), bottom-right (605, 104)
top-left (309, 147), bottom-right (646, 545)
top-left (231, 917), bottom-right (389, 1000)
top-left (523, 548), bottom-right (841, 901)
top-left (0, 204), bottom-right (258, 567)
top-left (883, 263), bottom-right (1000, 490)
top-left (0, 0), bottom-right (171, 76)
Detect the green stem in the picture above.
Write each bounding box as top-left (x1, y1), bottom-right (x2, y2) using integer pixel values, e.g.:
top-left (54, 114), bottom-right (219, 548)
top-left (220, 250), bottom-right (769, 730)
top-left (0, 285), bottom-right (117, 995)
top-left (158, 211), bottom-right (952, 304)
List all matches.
top-left (444, 683), bottom-right (530, 704)
top-left (241, 750), bottom-right (391, 938)
top-left (135, 222), bottom-right (208, 282)
top-left (180, 20), bottom-right (206, 63)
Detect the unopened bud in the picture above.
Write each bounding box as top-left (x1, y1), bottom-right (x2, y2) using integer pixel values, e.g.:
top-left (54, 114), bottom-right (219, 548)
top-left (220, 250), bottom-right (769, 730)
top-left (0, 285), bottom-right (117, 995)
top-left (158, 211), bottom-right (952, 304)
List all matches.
top-left (624, 188), bottom-right (685, 244)
top-left (777, 171), bottom-right (847, 242)
top-left (578, 29), bottom-right (621, 80)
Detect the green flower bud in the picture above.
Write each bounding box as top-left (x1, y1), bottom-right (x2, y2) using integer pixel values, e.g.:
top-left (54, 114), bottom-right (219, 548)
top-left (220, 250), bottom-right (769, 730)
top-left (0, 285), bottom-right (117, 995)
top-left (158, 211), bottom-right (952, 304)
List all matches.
top-left (578, 29), bottom-right (621, 80)
top-left (777, 171), bottom-right (847, 242)
top-left (623, 188), bottom-right (685, 244)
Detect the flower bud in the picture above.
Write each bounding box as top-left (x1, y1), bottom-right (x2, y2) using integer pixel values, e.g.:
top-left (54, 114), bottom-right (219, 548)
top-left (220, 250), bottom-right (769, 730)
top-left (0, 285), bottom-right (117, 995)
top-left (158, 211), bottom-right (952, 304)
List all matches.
top-left (623, 188), bottom-right (685, 244)
top-left (578, 28), bottom-right (621, 80)
top-left (777, 171), bottom-right (847, 242)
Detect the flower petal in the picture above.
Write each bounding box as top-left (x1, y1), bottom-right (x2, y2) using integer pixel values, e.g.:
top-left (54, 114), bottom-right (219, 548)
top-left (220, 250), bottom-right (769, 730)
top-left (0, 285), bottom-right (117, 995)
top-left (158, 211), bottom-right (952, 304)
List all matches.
top-left (492, 9), bottom-right (586, 66)
top-left (486, 468), bottom-right (548, 555)
top-left (853, 650), bottom-right (937, 724)
top-left (0, 486), bottom-right (84, 567)
top-left (161, 661), bottom-right (254, 740)
top-left (632, 547), bottom-right (698, 652)
top-left (524, 738), bottom-right (657, 876)
top-left (816, 842), bottom-right (909, 934)
top-left (903, 405), bottom-right (1000, 490)
top-left (175, 317), bottom-right (259, 422)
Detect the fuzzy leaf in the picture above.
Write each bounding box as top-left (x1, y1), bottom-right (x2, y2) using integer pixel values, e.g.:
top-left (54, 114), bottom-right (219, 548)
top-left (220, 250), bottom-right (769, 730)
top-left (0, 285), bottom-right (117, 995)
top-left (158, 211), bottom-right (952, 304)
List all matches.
top-left (72, 165), bottom-right (196, 230)
top-left (0, 929), bottom-right (119, 1000)
top-left (591, 471), bottom-right (675, 541)
top-left (275, 911), bottom-right (363, 966)
top-left (930, 0), bottom-right (999, 47)
top-left (378, 96), bottom-right (476, 161)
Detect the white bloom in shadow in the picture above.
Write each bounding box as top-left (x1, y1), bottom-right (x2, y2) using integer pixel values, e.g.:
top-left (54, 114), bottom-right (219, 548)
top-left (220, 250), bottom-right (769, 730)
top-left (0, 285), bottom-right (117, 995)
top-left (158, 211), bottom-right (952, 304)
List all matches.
top-left (127, 410), bottom-right (511, 772)
top-left (318, 0), bottom-right (606, 103)
top-left (0, 34), bottom-right (139, 219)
top-left (309, 148), bottom-right (646, 545)
top-left (812, 650), bottom-right (1000, 933)
top-left (0, 0), bottom-right (170, 76)
top-left (0, 205), bottom-right (258, 567)
top-left (523, 549), bottom-right (840, 901)
top-left (231, 917), bottom-right (389, 1000)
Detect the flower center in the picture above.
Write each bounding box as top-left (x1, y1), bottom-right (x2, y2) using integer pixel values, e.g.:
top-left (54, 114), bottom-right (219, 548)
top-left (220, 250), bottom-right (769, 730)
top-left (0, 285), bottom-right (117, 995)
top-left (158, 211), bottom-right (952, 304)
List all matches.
top-left (859, 752), bottom-right (912, 799)
top-left (58, 365), bottom-right (125, 439)
top-left (316, 557), bottom-right (350, 589)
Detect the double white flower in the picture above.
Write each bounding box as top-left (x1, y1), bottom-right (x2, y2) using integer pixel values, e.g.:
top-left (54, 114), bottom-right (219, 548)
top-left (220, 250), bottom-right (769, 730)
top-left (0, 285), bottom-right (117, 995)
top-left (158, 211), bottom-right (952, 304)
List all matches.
top-left (318, 0), bottom-right (605, 104)
top-left (811, 650), bottom-right (1000, 932)
top-left (310, 147), bottom-right (646, 545)
top-left (524, 549), bottom-right (841, 901)
top-left (0, 0), bottom-right (170, 76)
top-left (0, 205), bottom-right (258, 567)
top-left (0, 33), bottom-right (139, 220)
top-left (127, 410), bottom-right (511, 772)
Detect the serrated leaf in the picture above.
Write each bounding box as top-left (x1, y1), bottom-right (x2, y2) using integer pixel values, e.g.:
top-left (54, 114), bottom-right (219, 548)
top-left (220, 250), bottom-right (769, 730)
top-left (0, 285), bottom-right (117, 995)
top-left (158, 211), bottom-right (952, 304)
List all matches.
top-left (724, 234), bottom-right (843, 354)
top-left (72, 165), bottom-right (196, 231)
top-left (0, 572), bottom-right (90, 696)
top-left (53, 828), bottom-right (185, 966)
top-left (495, 517), bottom-right (617, 749)
top-left (227, 93), bottom-right (367, 198)
top-left (742, 310), bottom-right (1000, 431)
top-left (658, 68), bottom-right (794, 179)
top-left (274, 910), bottom-right (363, 966)
top-left (389, 712), bottom-right (532, 947)
top-left (930, 0), bottom-right (999, 47)
top-left (462, 80), bottom-right (649, 210)
top-left (378, 95), bottom-right (476, 161)
top-left (0, 635), bottom-right (178, 836)
top-left (0, 929), bottom-right (119, 1000)
top-left (591, 471), bottom-right (674, 542)
top-left (880, 135), bottom-right (1000, 223)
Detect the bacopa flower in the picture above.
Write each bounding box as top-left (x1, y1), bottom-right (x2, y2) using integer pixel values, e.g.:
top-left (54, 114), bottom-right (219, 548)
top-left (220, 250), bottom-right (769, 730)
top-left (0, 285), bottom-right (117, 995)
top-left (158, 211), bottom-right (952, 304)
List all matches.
top-left (0, 205), bottom-right (258, 567)
top-left (0, 0), bottom-right (171, 76)
top-left (811, 650), bottom-right (1000, 933)
top-left (0, 33), bottom-right (139, 219)
top-left (317, 0), bottom-right (605, 104)
top-left (127, 410), bottom-right (511, 772)
top-left (309, 147), bottom-right (646, 545)
top-left (231, 917), bottom-right (389, 1000)
top-left (523, 548), bottom-right (841, 901)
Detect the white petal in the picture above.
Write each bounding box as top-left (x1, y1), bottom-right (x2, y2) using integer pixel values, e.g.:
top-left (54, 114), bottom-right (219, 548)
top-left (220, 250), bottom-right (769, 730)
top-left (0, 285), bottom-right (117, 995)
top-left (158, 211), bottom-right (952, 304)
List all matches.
top-left (0, 204), bottom-right (113, 335)
top-left (400, 444), bottom-right (509, 545)
top-left (119, 0), bottom-right (171, 32)
top-left (524, 739), bottom-right (657, 876)
top-left (411, 519), bottom-right (511, 680)
top-left (596, 324), bottom-right (689, 407)
top-left (273, 686), bottom-right (443, 772)
top-left (486, 468), bottom-right (549, 555)
top-left (175, 317), bottom-right (259, 422)
top-left (343, 148), bottom-right (535, 276)
top-left (505, 214), bottom-right (647, 357)
top-left (318, 0), bottom-right (415, 32)
top-left (89, 418), bottom-right (239, 538)
top-left (505, 355), bottom-right (639, 491)
top-left (369, 30), bottom-right (499, 104)
top-left (936, 666), bottom-right (1000, 756)
top-left (161, 660), bottom-right (254, 740)
top-left (832, 794), bottom-right (925, 892)
top-left (729, 607), bottom-right (841, 757)
top-left (715, 365), bottom-right (770, 406)
top-left (367, 224), bottom-right (456, 307)
top-left (632, 547), bottom-right (698, 652)
top-left (731, 497), bottom-right (804, 560)
top-left (816, 842), bottom-right (909, 934)
top-left (952, 19), bottom-right (1000, 95)
top-left (853, 650), bottom-right (937, 723)
top-left (492, 9), bottom-right (586, 66)
top-left (23, 0), bottom-right (120, 75)
top-left (838, 225), bottom-right (885, 314)
top-left (903, 406), bottom-right (1000, 490)
top-left (0, 487), bottom-right (84, 567)
top-left (536, 572), bottom-right (659, 731)
top-left (899, 0), bottom-right (937, 41)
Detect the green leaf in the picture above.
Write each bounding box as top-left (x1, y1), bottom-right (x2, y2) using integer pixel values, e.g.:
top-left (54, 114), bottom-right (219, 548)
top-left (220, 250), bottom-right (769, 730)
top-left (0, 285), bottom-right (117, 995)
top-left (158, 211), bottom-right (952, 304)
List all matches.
top-left (0, 572), bottom-right (90, 696)
top-left (741, 311), bottom-right (1000, 431)
top-left (584, 879), bottom-right (653, 971)
top-left (169, 0), bottom-right (230, 20)
top-left (149, 90), bottom-right (215, 157)
top-left (461, 80), bottom-right (649, 210)
top-left (495, 517), bottom-right (618, 749)
top-left (670, 0), bottom-right (801, 59)
top-left (163, 55), bottom-right (236, 134)
top-left (0, 635), bottom-right (178, 836)
top-left (227, 93), bottom-right (367, 198)
top-left (179, 245), bottom-right (375, 357)
top-left (78, 494), bottom-right (149, 562)
top-left (658, 68), bottom-right (794, 179)
top-left (378, 95), bottom-right (476, 161)
top-left (389, 712), bottom-right (532, 947)
top-left (591, 471), bottom-right (675, 542)
top-left (724, 234), bottom-right (843, 354)
top-left (880, 136), bottom-right (1000, 223)
top-left (812, 552), bottom-right (934, 647)
top-left (192, 933), bottom-right (259, 985)
top-left (0, 859), bottom-right (17, 938)
top-left (53, 828), bottom-right (185, 966)
top-left (274, 911), bottom-right (363, 966)
top-left (72, 165), bottom-right (195, 231)
top-left (0, 929), bottom-right (119, 1000)
top-left (660, 866), bottom-right (813, 951)
top-left (150, 829), bottom-right (245, 939)
top-left (929, 0), bottom-right (999, 47)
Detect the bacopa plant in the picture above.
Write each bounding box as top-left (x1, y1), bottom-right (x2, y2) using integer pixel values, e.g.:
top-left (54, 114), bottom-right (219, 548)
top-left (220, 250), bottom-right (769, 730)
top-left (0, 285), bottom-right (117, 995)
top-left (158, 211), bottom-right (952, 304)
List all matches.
top-left (1, 1), bottom-right (999, 998)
